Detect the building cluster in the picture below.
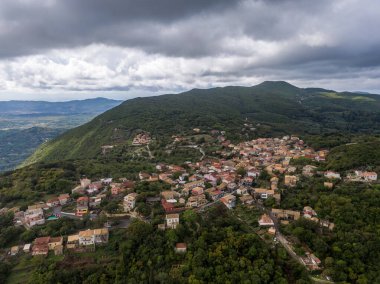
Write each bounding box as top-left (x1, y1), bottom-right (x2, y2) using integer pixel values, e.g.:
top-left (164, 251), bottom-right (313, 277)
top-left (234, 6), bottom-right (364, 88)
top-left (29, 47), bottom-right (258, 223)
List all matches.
top-left (132, 132), bottom-right (152, 145)
top-left (73, 177), bottom-right (135, 216)
top-left (142, 136), bottom-right (317, 214)
top-left (8, 228), bottom-right (109, 257)
top-left (11, 193), bottom-right (71, 228)
top-left (1, 133), bottom-right (378, 265)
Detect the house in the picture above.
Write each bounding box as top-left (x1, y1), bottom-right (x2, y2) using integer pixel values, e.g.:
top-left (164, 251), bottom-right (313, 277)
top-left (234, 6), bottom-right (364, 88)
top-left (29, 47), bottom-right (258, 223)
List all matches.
top-left (207, 189), bottom-right (224, 201)
top-left (132, 133), bottom-right (151, 145)
top-left (252, 188), bottom-right (274, 199)
top-left (258, 214), bottom-right (274, 226)
top-left (247, 169), bottom-right (260, 177)
top-left (324, 182), bottom-right (334, 189)
top-left (89, 196), bottom-right (102, 207)
top-left (284, 175), bottom-right (298, 187)
top-left (72, 185), bottom-right (85, 194)
top-left (48, 236), bottom-right (63, 250)
top-left (46, 198), bottom-right (60, 208)
top-left (58, 194), bottom-right (70, 205)
top-left (93, 228), bottom-right (109, 244)
top-left (191, 187), bottom-right (204, 196)
top-left (87, 182), bottom-right (103, 195)
top-left (324, 171), bottom-right (341, 180)
top-left (271, 209), bottom-right (300, 221)
top-left (32, 237), bottom-right (50, 256)
top-left (80, 178), bottom-right (91, 189)
top-left (186, 194), bottom-right (207, 208)
top-left (111, 183), bottom-right (125, 195)
top-left (175, 243), bottom-right (187, 253)
top-left (24, 207), bottom-right (45, 227)
top-left (303, 206), bottom-right (317, 218)
top-left (270, 176), bottom-right (279, 190)
top-left (268, 227), bottom-right (276, 235)
top-left (139, 172), bottom-right (151, 180)
top-left (76, 196), bottom-right (89, 216)
top-left (351, 171), bottom-right (378, 182)
top-left (239, 195), bottom-right (254, 205)
top-left (166, 213), bottom-right (180, 229)
top-left (242, 176), bottom-right (253, 186)
top-left (161, 190), bottom-right (180, 200)
top-left (122, 180), bottom-right (135, 190)
top-left (79, 230), bottom-right (95, 246)
top-left (220, 194), bottom-right (236, 209)
top-left (204, 174), bottom-right (218, 185)
top-left (302, 165), bottom-right (317, 177)
top-left (124, 193), bottom-right (138, 212)
top-left (301, 253), bottom-right (322, 271)
top-left (183, 180), bottom-right (204, 191)
top-left (361, 171), bottom-right (377, 181)
top-left (10, 246), bottom-right (19, 256)
top-left (236, 186), bottom-right (249, 195)
top-left (161, 199), bottom-right (177, 213)
top-left (66, 234), bottom-right (79, 249)
top-left (23, 243), bottom-right (31, 253)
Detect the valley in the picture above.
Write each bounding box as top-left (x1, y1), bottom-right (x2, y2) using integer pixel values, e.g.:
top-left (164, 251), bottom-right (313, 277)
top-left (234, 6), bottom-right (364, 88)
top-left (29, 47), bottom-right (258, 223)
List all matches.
top-left (0, 98), bottom-right (122, 172)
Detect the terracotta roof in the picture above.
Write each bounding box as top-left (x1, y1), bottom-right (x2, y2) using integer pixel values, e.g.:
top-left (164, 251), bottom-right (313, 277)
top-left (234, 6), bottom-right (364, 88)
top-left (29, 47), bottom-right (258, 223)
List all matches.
top-left (34, 236), bottom-right (50, 245)
top-left (175, 243), bottom-right (187, 249)
top-left (49, 236), bottom-right (63, 243)
top-left (166, 213), bottom-right (179, 219)
top-left (93, 228), bottom-right (109, 235)
top-left (79, 230), bottom-right (94, 237)
top-left (67, 234), bottom-right (79, 242)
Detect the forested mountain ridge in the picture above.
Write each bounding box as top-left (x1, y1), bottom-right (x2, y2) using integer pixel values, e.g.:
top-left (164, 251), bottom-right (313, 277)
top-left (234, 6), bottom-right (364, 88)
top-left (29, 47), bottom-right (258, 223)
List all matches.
top-left (25, 81), bottom-right (380, 165)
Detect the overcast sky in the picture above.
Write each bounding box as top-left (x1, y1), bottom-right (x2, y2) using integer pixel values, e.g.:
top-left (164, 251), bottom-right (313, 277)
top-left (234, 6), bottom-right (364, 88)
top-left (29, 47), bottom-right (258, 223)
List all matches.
top-left (0, 0), bottom-right (379, 101)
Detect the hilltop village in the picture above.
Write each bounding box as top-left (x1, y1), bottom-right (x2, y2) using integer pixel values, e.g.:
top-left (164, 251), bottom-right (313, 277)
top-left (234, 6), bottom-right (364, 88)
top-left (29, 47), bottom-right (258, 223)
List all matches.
top-left (0, 132), bottom-right (378, 281)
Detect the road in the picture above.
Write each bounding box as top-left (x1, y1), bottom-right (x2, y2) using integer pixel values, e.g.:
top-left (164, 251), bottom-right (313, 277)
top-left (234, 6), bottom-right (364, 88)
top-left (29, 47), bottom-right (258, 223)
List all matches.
top-left (179, 145), bottom-right (205, 160)
top-left (146, 145), bottom-right (154, 159)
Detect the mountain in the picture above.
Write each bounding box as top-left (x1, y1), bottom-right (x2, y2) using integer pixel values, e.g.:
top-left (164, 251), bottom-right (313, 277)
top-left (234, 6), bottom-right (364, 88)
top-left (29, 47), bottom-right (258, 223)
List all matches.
top-left (0, 97), bottom-right (123, 116)
top-left (25, 81), bottom-right (380, 165)
top-left (0, 97), bottom-right (122, 171)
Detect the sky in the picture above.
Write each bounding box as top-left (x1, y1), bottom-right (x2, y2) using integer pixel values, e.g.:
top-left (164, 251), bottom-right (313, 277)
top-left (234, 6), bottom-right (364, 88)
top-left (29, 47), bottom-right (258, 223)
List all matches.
top-left (0, 0), bottom-right (379, 101)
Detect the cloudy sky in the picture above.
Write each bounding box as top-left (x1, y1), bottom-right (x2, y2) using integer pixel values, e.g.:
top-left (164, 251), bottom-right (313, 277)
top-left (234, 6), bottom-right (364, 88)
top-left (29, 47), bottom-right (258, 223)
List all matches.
top-left (0, 0), bottom-right (379, 101)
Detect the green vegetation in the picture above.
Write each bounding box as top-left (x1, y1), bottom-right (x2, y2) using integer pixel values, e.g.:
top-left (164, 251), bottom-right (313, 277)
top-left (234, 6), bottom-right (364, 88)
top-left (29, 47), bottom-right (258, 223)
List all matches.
top-left (326, 140), bottom-right (380, 171)
top-left (7, 206), bottom-right (310, 284)
top-left (0, 127), bottom-right (64, 172)
top-left (281, 178), bottom-right (380, 283)
top-left (25, 81), bottom-right (380, 165)
top-left (0, 159), bottom-right (154, 209)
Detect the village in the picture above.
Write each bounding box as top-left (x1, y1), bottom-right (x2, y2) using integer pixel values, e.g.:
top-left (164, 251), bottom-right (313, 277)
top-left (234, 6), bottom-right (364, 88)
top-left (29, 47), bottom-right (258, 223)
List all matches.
top-left (0, 132), bottom-right (378, 273)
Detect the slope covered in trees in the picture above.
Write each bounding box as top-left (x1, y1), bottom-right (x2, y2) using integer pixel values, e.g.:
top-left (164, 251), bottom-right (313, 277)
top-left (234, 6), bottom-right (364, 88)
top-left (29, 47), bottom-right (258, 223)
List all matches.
top-left (25, 81), bottom-right (380, 165)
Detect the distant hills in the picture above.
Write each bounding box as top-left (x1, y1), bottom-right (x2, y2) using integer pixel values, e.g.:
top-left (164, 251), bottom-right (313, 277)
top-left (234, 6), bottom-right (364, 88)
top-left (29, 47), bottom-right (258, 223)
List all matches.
top-left (24, 81), bottom-right (380, 166)
top-left (0, 97), bottom-right (122, 116)
top-left (0, 97), bottom-right (122, 171)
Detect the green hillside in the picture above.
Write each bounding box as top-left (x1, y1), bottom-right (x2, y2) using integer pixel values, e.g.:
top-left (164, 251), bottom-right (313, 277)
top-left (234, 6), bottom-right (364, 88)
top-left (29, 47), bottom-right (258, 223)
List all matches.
top-left (25, 81), bottom-right (380, 165)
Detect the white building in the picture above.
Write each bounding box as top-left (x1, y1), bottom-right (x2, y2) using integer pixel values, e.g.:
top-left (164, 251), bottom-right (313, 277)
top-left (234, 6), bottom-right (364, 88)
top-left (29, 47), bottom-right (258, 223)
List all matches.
top-left (24, 208), bottom-right (45, 227)
top-left (324, 171), bottom-right (341, 179)
top-left (78, 228), bottom-right (109, 246)
top-left (166, 213), bottom-right (180, 229)
top-left (123, 193), bottom-right (138, 212)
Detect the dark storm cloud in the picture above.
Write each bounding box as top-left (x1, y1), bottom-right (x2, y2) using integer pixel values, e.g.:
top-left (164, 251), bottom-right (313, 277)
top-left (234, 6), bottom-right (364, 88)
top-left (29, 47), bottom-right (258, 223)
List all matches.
top-left (0, 0), bottom-right (236, 58)
top-left (0, 0), bottom-right (380, 99)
